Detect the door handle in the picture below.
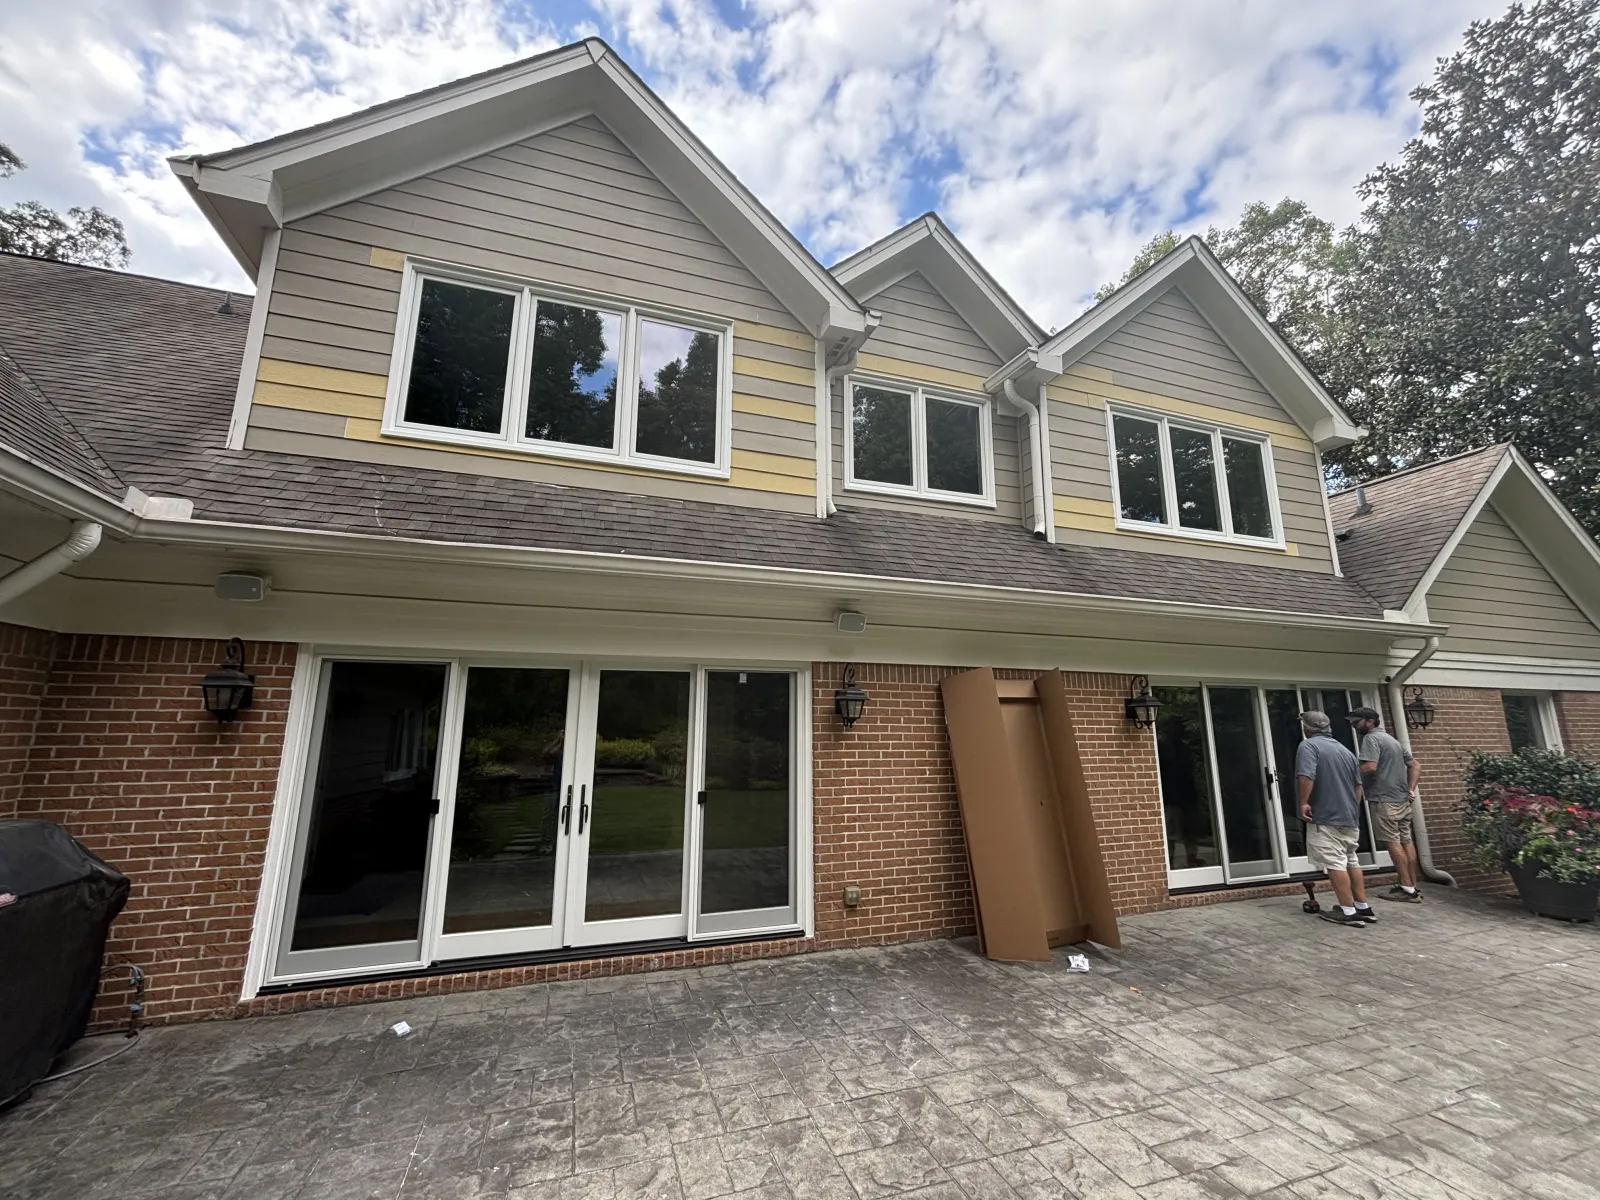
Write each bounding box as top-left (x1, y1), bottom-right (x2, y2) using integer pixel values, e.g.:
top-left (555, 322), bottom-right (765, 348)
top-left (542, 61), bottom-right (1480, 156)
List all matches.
top-left (578, 783), bottom-right (589, 835)
top-left (697, 789), bottom-right (708, 806)
top-left (428, 797), bottom-right (441, 816)
top-left (560, 783), bottom-right (572, 836)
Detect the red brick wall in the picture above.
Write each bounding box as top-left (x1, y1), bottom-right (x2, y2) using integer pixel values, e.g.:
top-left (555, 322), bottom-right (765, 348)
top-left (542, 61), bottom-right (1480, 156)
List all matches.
top-left (1555, 692), bottom-right (1600, 759)
top-left (1398, 686), bottom-right (1514, 893)
top-left (15, 634), bottom-right (295, 1025)
top-left (0, 622), bottom-right (55, 820)
top-left (810, 663), bottom-right (1167, 952)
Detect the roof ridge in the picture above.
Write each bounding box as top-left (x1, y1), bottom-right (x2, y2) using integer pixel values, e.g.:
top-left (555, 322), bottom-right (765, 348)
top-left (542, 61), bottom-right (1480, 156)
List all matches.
top-left (1329, 444), bottom-right (1507, 497)
top-left (0, 337), bottom-right (125, 492)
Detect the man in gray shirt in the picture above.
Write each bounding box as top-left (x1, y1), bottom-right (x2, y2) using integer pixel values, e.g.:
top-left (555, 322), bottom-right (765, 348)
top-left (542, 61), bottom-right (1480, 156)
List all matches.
top-left (1351, 706), bottom-right (1423, 903)
top-left (1295, 712), bottom-right (1375, 926)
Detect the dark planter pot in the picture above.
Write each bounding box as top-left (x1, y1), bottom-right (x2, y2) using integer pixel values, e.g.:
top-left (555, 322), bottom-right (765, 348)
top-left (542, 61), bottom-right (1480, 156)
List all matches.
top-left (1508, 862), bottom-right (1600, 922)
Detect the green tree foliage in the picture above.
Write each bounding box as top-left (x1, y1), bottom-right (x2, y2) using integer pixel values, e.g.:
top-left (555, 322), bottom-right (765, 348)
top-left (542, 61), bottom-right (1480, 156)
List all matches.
top-left (1091, 0), bottom-right (1600, 535)
top-left (0, 141), bottom-right (131, 269)
top-left (1093, 230), bottom-right (1179, 302)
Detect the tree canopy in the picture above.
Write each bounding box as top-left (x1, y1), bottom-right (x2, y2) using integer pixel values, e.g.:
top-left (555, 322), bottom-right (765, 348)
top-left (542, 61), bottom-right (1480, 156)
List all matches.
top-left (1093, 0), bottom-right (1600, 535)
top-left (0, 141), bottom-right (131, 269)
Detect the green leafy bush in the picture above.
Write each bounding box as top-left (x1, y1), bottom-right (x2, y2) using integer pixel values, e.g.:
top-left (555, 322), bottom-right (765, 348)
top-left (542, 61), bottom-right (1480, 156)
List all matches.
top-left (1462, 750), bottom-right (1600, 884)
top-left (594, 737), bottom-right (655, 769)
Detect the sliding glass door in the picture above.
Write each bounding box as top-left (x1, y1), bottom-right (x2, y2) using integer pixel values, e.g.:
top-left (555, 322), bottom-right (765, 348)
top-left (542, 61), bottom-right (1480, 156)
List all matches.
top-left (273, 657), bottom-right (801, 984)
top-left (1155, 680), bottom-right (1387, 889)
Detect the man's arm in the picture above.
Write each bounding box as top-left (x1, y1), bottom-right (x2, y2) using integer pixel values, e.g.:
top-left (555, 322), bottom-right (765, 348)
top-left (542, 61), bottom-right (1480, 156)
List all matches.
top-left (1406, 758), bottom-right (1421, 795)
top-left (1360, 760), bottom-right (1377, 777)
top-left (1298, 774), bottom-right (1314, 821)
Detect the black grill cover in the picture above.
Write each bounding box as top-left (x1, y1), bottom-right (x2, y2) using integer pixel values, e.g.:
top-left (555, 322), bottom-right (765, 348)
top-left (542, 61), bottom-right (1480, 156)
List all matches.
top-left (0, 820), bottom-right (129, 1108)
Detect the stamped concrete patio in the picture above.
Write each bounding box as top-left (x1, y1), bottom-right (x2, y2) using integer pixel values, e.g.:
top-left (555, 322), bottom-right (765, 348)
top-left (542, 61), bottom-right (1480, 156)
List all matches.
top-left (3, 888), bottom-right (1598, 1200)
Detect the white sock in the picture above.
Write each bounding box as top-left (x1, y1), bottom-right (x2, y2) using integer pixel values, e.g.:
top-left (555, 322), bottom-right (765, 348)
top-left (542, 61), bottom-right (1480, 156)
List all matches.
top-left (1355, 901), bottom-right (1371, 909)
top-left (1341, 905), bottom-right (1357, 916)
top-left (1401, 885), bottom-right (1417, 894)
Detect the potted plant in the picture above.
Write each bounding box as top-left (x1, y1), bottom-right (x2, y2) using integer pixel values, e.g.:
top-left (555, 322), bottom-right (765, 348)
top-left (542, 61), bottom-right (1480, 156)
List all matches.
top-left (1462, 749), bottom-right (1600, 921)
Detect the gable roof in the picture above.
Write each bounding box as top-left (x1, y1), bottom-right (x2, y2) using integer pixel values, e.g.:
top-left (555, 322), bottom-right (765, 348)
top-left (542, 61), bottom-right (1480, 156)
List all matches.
top-left (1330, 445), bottom-right (1600, 630)
top-left (831, 213), bottom-right (1045, 364)
top-left (0, 252), bottom-right (1396, 631)
top-left (1043, 237), bottom-right (1364, 450)
top-left (0, 338), bottom-right (122, 497)
top-left (168, 38), bottom-right (865, 345)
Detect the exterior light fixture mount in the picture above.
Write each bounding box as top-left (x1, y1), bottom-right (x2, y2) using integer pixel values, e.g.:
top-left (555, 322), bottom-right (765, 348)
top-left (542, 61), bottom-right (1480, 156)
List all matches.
top-left (1124, 675), bottom-right (1162, 729)
top-left (834, 665), bottom-right (868, 729)
top-left (199, 637), bottom-right (255, 723)
top-left (1403, 686), bottom-right (1436, 731)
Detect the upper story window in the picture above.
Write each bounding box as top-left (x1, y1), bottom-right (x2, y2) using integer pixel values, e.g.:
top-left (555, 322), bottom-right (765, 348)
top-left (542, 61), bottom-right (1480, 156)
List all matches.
top-left (1107, 405), bottom-right (1282, 547)
top-left (385, 262), bottom-right (732, 477)
top-left (844, 376), bottom-right (993, 506)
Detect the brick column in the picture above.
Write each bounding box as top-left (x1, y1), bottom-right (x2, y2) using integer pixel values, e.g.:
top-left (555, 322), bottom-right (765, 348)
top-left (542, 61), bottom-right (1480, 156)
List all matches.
top-left (0, 622), bottom-right (56, 820)
top-left (17, 635), bottom-right (296, 1025)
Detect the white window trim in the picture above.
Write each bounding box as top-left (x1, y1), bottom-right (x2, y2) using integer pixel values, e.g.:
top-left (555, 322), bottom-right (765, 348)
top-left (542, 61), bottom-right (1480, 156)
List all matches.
top-left (1502, 690), bottom-right (1564, 751)
top-left (842, 373), bottom-right (997, 508)
top-left (1105, 403), bottom-right (1286, 550)
top-left (383, 258), bottom-right (734, 479)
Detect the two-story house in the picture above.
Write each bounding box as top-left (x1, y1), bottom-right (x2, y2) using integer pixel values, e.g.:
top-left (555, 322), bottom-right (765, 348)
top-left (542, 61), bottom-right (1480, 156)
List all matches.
top-left (3, 39), bottom-right (1599, 1024)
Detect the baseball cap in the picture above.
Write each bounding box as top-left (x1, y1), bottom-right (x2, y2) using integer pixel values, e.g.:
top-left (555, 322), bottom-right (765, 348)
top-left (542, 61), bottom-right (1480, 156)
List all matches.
top-left (1349, 706), bottom-right (1382, 723)
top-left (1299, 711), bottom-right (1332, 733)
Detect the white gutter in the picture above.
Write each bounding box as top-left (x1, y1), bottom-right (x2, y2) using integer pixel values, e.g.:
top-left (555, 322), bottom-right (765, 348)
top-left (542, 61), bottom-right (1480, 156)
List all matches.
top-left (1384, 635), bottom-right (1454, 886)
top-left (0, 520), bottom-right (103, 607)
top-left (1002, 379), bottom-right (1047, 539)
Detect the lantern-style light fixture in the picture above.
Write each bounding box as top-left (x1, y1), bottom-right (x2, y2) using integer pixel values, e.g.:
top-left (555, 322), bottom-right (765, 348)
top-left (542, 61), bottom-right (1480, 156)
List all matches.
top-left (199, 637), bottom-right (255, 722)
top-left (1403, 686), bottom-right (1437, 731)
top-left (834, 665), bottom-right (868, 728)
top-left (1125, 675), bottom-right (1162, 729)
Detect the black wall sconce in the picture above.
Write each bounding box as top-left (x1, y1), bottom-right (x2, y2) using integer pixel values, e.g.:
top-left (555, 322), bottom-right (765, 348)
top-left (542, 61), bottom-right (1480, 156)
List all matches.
top-left (200, 637), bottom-right (255, 722)
top-left (1124, 675), bottom-right (1162, 729)
top-left (834, 665), bottom-right (868, 728)
top-left (1403, 686), bottom-right (1437, 730)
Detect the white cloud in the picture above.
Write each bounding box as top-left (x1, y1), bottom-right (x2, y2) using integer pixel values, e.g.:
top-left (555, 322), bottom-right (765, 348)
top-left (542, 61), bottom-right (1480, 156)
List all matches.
top-left (0, 0), bottom-right (1504, 324)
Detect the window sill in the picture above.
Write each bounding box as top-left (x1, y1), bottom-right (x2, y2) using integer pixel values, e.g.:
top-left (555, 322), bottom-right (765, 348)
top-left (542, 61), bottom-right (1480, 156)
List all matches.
top-left (1113, 518), bottom-right (1286, 553)
top-left (843, 479), bottom-right (997, 510)
top-left (378, 422), bottom-right (732, 481)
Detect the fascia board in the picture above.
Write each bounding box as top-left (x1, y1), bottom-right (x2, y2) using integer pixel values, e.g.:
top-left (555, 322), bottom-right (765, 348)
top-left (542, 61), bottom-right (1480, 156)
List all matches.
top-left (1041, 242), bottom-right (1196, 364)
top-left (984, 348), bottom-right (1065, 394)
top-left (0, 447), bottom-right (136, 530)
top-left (925, 221), bottom-right (1045, 344)
top-left (1400, 448), bottom-right (1514, 618)
top-left (832, 219), bottom-right (932, 290)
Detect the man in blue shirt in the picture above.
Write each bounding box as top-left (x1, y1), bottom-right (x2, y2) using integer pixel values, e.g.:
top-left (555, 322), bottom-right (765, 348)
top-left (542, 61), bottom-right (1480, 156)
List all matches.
top-left (1295, 711), bottom-right (1375, 926)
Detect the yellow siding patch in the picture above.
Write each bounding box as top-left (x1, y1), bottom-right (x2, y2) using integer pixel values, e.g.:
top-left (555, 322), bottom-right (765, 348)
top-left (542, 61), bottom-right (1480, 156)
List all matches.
top-left (254, 381), bottom-right (384, 421)
top-left (733, 393), bottom-right (813, 424)
top-left (732, 355), bottom-right (815, 388)
top-left (258, 358), bottom-right (389, 398)
top-left (856, 353), bottom-right (988, 395)
top-left (730, 467), bottom-right (815, 496)
top-left (733, 322), bottom-right (814, 352)
top-left (369, 246), bottom-right (406, 271)
top-left (1054, 495), bottom-right (1116, 518)
top-left (732, 449), bottom-right (813, 480)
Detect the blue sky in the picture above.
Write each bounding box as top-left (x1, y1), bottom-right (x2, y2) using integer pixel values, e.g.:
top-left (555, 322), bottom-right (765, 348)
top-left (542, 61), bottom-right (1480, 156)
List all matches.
top-left (0, 0), bottom-right (1503, 328)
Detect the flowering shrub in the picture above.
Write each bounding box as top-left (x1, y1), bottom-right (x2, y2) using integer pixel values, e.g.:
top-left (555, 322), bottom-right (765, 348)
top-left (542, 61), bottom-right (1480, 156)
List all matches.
top-left (1462, 776), bottom-right (1600, 884)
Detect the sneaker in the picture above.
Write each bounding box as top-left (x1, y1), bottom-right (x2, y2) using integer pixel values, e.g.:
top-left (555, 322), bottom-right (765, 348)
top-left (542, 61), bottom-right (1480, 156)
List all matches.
top-left (1380, 886), bottom-right (1423, 904)
top-left (1353, 905), bottom-right (1379, 924)
top-left (1318, 909), bottom-right (1366, 927)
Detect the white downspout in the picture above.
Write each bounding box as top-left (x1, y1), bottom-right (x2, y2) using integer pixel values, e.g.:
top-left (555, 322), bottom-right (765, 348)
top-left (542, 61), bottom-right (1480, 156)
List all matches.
top-left (0, 520), bottom-right (103, 607)
top-left (1385, 635), bottom-right (1454, 886)
top-left (822, 358), bottom-right (859, 518)
top-left (1003, 380), bottom-right (1047, 538)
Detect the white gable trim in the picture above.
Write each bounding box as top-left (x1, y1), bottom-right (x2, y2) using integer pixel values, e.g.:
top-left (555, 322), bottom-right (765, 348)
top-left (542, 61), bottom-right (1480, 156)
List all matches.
top-left (169, 39), bottom-right (864, 343)
top-left (1400, 449), bottom-right (1514, 618)
top-left (832, 214), bottom-right (1044, 362)
top-left (1042, 238), bottom-right (1364, 451)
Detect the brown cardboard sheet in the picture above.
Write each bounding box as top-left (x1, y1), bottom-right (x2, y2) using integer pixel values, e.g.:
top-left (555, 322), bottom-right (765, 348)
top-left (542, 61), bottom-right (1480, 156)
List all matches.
top-left (940, 668), bottom-right (1122, 961)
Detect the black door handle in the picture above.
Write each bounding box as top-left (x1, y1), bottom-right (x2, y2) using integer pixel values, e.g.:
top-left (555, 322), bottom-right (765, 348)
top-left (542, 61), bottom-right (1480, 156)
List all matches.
top-left (560, 783), bottom-right (572, 835)
top-left (428, 797), bottom-right (441, 816)
top-left (697, 790), bottom-right (708, 806)
top-left (578, 783), bottom-right (589, 834)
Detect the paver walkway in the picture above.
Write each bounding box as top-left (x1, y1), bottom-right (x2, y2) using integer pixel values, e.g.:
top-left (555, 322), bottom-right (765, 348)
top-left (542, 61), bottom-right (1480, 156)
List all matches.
top-left (3, 888), bottom-right (1598, 1199)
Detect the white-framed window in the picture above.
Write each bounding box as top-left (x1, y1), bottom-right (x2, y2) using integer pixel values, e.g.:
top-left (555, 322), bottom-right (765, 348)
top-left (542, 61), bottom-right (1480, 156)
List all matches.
top-left (1106, 404), bottom-right (1284, 547)
top-left (383, 260), bottom-right (734, 478)
top-left (843, 375), bottom-right (995, 506)
top-left (1502, 692), bottom-right (1563, 752)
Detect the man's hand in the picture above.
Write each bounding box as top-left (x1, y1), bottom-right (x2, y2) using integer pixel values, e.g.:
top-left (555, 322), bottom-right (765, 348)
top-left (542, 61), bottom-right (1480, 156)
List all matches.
top-left (1300, 802), bottom-right (1314, 821)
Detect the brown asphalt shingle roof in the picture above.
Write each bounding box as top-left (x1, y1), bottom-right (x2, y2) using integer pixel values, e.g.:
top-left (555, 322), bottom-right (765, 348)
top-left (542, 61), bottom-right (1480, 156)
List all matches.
top-left (0, 252), bottom-right (1386, 620)
top-left (1328, 446), bottom-right (1507, 611)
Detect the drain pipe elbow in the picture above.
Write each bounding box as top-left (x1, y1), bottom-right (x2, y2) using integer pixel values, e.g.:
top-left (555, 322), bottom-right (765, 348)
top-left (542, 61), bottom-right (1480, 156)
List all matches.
top-left (1002, 379), bottom-right (1047, 538)
top-left (0, 520), bottom-right (103, 608)
top-left (1385, 636), bottom-right (1454, 886)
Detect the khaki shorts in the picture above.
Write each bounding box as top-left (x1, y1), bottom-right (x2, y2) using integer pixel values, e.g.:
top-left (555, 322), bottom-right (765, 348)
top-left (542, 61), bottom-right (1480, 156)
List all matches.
top-left (1372, 800), bottom-right (1414, 846)
top-left (1307, 823), bottom-right (1361, 875)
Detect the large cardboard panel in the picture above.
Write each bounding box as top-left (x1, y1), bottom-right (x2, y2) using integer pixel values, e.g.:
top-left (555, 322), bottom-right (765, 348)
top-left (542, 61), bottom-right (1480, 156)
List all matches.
top-left (939, 668), bottom-right (1051, 962)
top-left (999, 697), bottom-right (1087, 946)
